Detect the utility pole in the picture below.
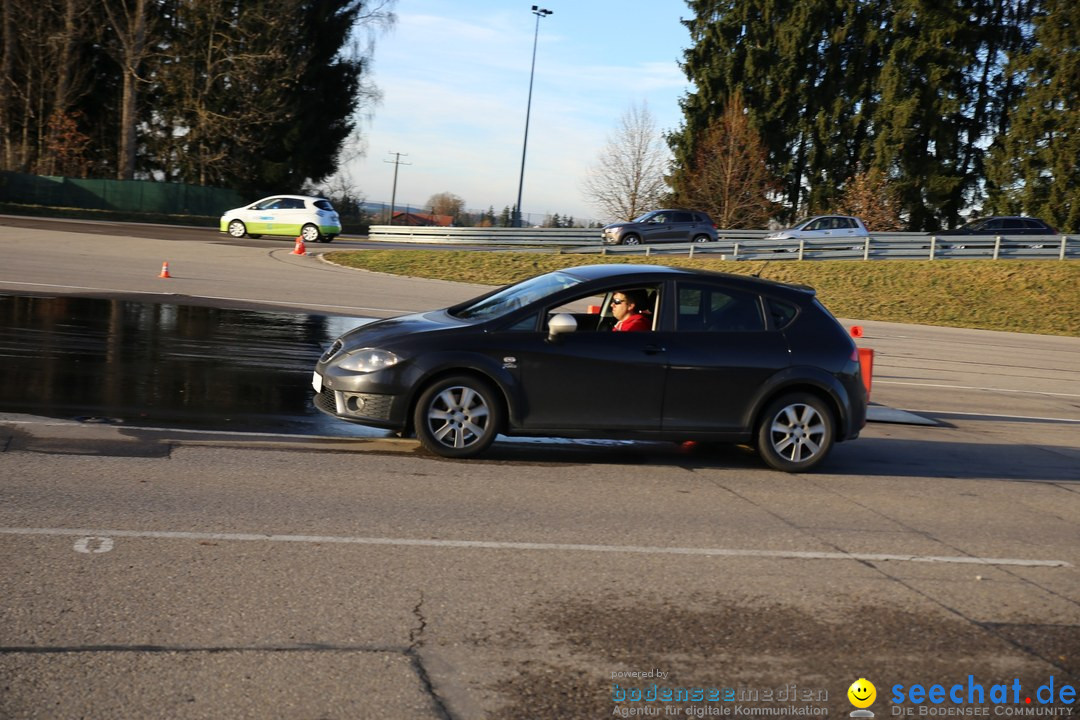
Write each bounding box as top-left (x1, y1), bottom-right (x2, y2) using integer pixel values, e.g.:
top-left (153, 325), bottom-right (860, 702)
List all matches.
top-left (385, 152), bottom-right (411, 224)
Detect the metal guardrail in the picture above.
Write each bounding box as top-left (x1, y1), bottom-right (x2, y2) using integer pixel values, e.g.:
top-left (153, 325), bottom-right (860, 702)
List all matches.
top-left (568, 234), bottom-right (1080, 261)
top-left (368, 225), bottom-right (598, 245)
top-left (366, 225), bottom-right (1079, 260)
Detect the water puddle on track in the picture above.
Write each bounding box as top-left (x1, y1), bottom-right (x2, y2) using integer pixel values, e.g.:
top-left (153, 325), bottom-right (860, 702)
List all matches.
top-left (0, 293), bottom-right (384, 437)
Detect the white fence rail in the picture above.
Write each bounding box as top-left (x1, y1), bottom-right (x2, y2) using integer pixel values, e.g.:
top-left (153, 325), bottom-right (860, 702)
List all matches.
top-left (366, 225), bottom-right (1079, 260)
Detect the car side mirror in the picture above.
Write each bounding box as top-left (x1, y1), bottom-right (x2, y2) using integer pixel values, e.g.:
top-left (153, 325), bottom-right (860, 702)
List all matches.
top-left (546, 313), bottom-right (578, 342)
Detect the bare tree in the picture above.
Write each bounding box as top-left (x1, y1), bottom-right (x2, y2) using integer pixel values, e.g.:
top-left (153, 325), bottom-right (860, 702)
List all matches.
top-left (581, 101), bottom-right (668, 221)
top-left (102, 0), bottom-right (153, 180)
top-left (672, 91), bottom-right (780, 229)
top-left (426, 192), bottom-right (465, 219)
top-left (833, 166), bottom-right (904, 231)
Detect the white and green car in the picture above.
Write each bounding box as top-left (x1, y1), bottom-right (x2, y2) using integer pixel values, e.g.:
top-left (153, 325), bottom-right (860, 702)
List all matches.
top-left (220, 195), bottom-right (341, 243)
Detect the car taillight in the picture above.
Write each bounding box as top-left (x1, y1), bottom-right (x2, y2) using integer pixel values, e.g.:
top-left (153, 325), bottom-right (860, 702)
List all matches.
top-left (851, 348), bottom-right (860, 363)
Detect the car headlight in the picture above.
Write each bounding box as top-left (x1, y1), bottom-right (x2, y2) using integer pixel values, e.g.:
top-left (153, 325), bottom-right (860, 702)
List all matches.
top-left (336, 348), bottom-right (401, 372)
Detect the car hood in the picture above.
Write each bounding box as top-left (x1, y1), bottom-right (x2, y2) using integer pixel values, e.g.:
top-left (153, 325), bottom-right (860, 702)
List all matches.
top-left (334, 310), bottom-right (463, 351)
top-left (603, 221), bottom-right (633, 230)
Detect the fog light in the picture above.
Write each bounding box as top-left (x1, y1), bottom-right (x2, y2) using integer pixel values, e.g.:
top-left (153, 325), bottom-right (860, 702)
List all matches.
top-left (344, 393), bottom-right (366, 413)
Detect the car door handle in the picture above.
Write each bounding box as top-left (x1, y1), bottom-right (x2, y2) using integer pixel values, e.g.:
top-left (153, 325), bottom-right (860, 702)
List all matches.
top-left (643, 344), bottom-right (666, 354)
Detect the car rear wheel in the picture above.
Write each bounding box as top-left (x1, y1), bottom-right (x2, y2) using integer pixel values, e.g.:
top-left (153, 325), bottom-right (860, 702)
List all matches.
top-left (693, 234), bottom-right (712, 243)
top-left (301, 223), bottom-right (322, 243)
top-left (414, 375), bottom-right (502, 458)
top-left (227, 220), bottom-right (247, 238)
top-left (756, 392), bottom-right (835, 472)
top-left (621, 234), bottom-right (641, 246)
top-left (323, 235), bottom-right (336, 243)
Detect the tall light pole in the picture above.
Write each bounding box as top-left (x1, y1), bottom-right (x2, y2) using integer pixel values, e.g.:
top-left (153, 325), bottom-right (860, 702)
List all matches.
top-left (513, 5), bottom-right (552, 228)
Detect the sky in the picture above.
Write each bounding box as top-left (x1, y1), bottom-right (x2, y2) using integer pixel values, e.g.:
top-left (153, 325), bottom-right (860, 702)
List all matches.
top-left (336, 0), bottom-right (695, 224)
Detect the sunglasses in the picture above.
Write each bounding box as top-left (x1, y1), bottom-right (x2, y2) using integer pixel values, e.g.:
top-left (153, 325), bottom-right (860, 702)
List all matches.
top-left (611, 299), bottom-right (626, 305)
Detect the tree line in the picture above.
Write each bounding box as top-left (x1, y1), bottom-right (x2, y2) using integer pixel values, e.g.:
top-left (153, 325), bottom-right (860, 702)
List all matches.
top-left (0, 0), bottom-right (394, 195)
top-left (666, 0), bottom-right (1079, 232)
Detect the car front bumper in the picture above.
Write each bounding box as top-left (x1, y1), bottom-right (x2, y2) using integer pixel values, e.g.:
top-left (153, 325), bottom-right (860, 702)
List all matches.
top-left (311, 364), bottom-right (412, 431)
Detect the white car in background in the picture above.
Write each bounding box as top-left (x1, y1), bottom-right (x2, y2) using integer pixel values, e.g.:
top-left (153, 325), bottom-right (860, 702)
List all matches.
top-left (220, 195), bottom-right (341, 243)
top-left (765, 215), bottom-right (869, 241)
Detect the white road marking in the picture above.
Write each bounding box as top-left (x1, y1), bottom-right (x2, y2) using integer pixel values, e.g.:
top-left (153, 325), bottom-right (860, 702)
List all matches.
top-left (875, 380), bottom-right (1080, 399)
top-left (1, 527), bottom-right (1069, 568)
top-left (73, 536), bottom-right (114, 554)
top-left (904, 409), bottom-right (1080, 424)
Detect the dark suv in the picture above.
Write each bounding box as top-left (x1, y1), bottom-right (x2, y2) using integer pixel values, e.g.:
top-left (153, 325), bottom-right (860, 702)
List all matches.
top-left (601, 209), bottom-right (718, 245)
top-left (939, 216), bottom-right (1057, 235)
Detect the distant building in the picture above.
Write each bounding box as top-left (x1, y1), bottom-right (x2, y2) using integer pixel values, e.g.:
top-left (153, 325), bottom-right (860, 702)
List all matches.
top-left (393, 211), bottom-right (453, 227)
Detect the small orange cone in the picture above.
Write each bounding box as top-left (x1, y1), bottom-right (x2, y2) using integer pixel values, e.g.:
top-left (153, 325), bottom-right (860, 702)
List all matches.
top-left (158, 261), bottom-right (171, 278)
top-left (291, 236), bottom-right (306, 256)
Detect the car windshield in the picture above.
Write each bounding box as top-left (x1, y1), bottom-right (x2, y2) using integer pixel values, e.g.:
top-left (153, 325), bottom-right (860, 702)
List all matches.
top-left (451, 271), bottom-right (585, 321)
top-left (631, 212), bottom-right (655, 223)
top-left (959, 219), bottom-right (989, 231)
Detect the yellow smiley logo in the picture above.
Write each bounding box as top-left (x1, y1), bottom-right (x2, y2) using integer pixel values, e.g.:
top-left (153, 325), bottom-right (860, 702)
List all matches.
top-left (848, 678), bottom-right (876, 708)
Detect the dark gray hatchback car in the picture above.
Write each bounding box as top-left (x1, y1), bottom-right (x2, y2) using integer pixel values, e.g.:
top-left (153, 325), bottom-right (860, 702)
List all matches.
top-left (313, 264), bottom-right (867, 471)
top-left (602, 209), bottom-right (718, 245)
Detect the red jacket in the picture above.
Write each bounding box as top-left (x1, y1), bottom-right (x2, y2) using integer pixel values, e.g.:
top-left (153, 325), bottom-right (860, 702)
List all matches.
top-left (614, 313), bottom-right (650, 332)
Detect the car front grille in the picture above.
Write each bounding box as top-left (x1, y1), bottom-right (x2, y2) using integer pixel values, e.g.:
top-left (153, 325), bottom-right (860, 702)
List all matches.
top-left (320, 340), bottom-right (343, 362)
top-left (314, 387), bottom-right (338, 415)
top-left (313, 387), bottom-right (395, 421)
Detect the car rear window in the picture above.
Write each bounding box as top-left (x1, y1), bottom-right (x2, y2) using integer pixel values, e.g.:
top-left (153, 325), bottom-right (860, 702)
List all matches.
top-left (314, 200), bottom-right (335, 211)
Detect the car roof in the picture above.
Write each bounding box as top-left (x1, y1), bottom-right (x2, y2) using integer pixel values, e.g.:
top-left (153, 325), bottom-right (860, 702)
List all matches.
top-left (643, 208), bottom-right (706, 214)
top-left (254, 194), bottom-right (329, 202)
top-left (559, 263), bottom-right (815, 298)
top-left (970, 216), bottom-right (1045, 221)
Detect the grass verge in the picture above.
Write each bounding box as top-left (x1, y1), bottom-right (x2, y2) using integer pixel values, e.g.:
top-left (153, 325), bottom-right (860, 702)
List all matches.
top-left (326, 250), bottom-right (1080, 337)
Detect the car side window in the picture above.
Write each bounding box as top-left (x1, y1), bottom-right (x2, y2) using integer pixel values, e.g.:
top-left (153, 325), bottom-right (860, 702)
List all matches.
top-left (672, 212), bottom-right (693, 223)
top-left (535, 286), bottom-right (661, 333)
top-left (767, 298), bottom-right (798, 329)
top-left (805, 219), bottom-right (824, 231)
top-left (522, 292), bottom-right (611, 333)
top-left (1003, 218), bottom-right (1024, 230)
top-left (1023, 219), bottom-right (1044, 230)
top-left (677, 284), bottom-right (764, 332)
top-left (650, 214), bottom-right (667, 224)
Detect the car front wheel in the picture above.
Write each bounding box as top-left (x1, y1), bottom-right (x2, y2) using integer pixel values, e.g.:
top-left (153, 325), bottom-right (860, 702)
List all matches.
top-left (693, 234), bottom-right (712, 243)
top-left (756, 392), bottom-right (835, 472)
top-left (227, 220), bottom-right (247, 238)
top-left (414, 375), bottom-right (502, 458)
top-left (301, 223), bottom-right (322, 243)
top-left (621, 234), bottom-right (641, 246)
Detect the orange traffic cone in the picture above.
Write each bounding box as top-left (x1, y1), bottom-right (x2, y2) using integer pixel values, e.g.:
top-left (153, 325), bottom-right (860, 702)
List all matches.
top-left (159, 261), bottom-right (171, 278)
top-left (291, 236), bottom-right (306, 256)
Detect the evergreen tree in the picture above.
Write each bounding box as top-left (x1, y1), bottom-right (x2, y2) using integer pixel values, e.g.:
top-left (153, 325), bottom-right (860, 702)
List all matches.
top-left (985, 0), bottom-right (1080, 232)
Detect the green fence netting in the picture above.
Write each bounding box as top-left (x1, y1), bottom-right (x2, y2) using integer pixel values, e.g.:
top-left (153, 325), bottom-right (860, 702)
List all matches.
top-left (0, 172), bottom-right (247, 216)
